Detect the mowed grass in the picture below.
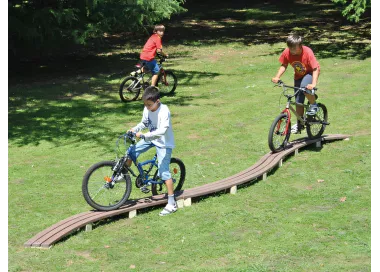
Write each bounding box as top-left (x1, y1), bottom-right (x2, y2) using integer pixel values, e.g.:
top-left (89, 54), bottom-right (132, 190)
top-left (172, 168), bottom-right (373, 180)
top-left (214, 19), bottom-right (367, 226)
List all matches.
top-left (8, 39), bottom-right (370, 271)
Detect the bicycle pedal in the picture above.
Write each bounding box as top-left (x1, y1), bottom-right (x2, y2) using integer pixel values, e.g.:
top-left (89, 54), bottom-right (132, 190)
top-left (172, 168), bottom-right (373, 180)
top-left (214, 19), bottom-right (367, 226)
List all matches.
top-left (140, 186), bottom-right (150, 194)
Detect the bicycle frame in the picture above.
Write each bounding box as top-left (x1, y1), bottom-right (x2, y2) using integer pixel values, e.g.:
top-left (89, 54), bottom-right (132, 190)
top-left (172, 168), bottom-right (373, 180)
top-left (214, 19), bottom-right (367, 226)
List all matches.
top-left (276, 81), bottom-right (315, 135)
top-left (123, 141), bottom-right (163, 186)
top-left (281, 99), bottom-right (309, 135)
top-left (133, 59), bottom-right (167, 86)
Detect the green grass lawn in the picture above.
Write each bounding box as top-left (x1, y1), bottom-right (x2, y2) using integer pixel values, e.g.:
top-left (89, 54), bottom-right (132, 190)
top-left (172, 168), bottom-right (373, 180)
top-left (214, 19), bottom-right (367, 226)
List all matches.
top-left (8, 3), bottom-right (371, 271)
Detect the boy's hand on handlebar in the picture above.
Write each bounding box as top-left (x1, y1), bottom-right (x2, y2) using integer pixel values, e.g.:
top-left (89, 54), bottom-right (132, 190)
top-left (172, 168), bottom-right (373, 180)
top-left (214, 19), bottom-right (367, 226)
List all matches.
top-left (306, 84), bottom-right (316, 90)
top-left (135, 132), bottom-right (145, 140)
top-left (271, 77), bottom-right (280, 83)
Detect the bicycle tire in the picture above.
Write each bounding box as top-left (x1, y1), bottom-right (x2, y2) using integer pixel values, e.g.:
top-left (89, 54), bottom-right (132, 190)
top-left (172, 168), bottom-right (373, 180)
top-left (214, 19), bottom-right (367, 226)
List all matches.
top-left (151, 157), bottom-right (186, 196)
top-left (156, 70), bottom-right (177, 96)
top-left (268, 113), bottom-right (291, 153)
top-left (119, 76), bottom-right (141, 102)
top-left (306, 103), bottom-right (328, 139)
top-left (82, 161), bottom-right (132, 211)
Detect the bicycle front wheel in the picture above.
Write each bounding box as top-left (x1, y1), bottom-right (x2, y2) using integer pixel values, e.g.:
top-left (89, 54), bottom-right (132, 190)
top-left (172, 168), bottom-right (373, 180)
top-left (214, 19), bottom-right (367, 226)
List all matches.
top-left (82, 161), bottom-right (132, 211)
top-left (268, 113), bottom-right (291, 153)
top-left (156, 70), bottom-right (177, 96)
top-left (119, 76), bottom-right (141, 102)
top-left (306, 103), bottom-right (328, 139)
top-left (151, 157), bottom-right (186, 196)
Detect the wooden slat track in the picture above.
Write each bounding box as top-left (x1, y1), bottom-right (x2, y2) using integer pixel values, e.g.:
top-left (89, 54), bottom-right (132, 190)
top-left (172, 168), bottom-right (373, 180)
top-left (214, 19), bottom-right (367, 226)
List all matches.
top-left (24, 134), bottom-right (349, 248)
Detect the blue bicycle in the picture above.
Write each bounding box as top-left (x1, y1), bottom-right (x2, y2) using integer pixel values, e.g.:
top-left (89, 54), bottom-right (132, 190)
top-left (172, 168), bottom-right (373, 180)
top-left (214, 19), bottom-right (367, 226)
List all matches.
top-left (82, 132), bottom-right (186, 211)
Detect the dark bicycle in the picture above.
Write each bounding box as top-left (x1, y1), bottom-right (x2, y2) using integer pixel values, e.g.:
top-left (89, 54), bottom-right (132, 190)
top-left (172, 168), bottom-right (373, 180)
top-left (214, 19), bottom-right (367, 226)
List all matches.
top-left (268, 80), bottom-right (329, 153)
top-left (119, 56), bottom-right (177, 102)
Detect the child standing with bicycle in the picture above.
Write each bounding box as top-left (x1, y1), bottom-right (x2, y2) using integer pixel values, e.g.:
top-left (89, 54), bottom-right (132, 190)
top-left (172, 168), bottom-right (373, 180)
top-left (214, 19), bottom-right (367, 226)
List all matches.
top-left (126, 86), bottom-right (177, 216)
top-left (140, 24), bottom-right (169, 86)
top-left (271, 34), bottom-right (321, 133)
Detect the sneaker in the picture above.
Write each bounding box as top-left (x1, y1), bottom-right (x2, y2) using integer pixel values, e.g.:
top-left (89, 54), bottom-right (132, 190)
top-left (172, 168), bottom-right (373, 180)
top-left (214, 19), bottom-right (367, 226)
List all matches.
top-left (291, 123), bottom-right (299, 134)
top-left (291, 123), bottom-right (304, 134)
top-left (306, 104), bottom-right (319, 116)
top-left (159, 204), bottom-right (177, 216)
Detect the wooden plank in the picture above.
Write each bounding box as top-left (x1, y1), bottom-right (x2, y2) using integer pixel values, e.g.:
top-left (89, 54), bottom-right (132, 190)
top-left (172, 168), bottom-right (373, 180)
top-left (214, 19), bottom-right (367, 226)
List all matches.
top-left (24, 134), bottom-right (350, 248)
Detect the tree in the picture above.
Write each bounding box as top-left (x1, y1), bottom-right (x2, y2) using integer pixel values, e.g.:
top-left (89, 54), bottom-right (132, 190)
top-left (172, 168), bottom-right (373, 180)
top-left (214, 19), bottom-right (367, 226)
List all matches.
top-left (332, 0), bottom-right (371, 22)
top-left (8, 0), bottom-right (186, 60)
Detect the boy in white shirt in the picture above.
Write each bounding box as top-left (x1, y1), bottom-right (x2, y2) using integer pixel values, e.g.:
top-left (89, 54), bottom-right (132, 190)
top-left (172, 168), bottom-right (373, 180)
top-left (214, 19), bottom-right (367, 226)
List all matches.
top-left (126, 86), bottom-right (177, 216)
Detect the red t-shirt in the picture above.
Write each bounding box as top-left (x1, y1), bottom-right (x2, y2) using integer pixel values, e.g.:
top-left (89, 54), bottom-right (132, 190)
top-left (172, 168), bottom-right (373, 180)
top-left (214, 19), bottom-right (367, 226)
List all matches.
top-left (279, 45), bottom-right (320, 80)
top-left (140, 34), bottom-right (162, 61)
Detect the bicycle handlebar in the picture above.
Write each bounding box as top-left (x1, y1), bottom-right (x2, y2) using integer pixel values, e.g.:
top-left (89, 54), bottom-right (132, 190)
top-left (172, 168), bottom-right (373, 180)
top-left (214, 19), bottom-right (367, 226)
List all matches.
top-left (275, 80), bottom-right (317, 96)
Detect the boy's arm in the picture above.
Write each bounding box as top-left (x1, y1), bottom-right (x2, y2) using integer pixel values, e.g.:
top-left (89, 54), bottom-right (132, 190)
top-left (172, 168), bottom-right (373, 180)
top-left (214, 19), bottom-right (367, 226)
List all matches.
top-left (272, 64), bottom-right (287, 83)
top-left (306, 68), bottom-right (319, 90)
top-left (156, 48), bottom-right (168, 58)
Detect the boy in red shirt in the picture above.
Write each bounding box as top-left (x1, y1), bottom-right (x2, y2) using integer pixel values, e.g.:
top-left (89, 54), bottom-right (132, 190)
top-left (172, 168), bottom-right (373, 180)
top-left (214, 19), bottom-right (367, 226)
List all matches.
top-left (140, 25), bottom-right (169, 86)
top-left (271, 34), bottom-right (321, 133)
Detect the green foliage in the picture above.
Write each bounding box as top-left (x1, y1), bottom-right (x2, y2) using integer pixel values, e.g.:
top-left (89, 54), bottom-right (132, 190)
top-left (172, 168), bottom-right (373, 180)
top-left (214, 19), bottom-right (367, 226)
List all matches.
top-left (8, 0), bottom-right (186, 59)
top-left (331, 0), bottom-right (370, 22)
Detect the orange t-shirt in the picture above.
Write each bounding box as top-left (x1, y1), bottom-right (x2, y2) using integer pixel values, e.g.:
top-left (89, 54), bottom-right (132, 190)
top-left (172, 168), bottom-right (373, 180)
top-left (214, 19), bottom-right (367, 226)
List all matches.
top-left (279, 46), bottom-right (320, 80)
top-left (140, 34), bottom-right (162, 61)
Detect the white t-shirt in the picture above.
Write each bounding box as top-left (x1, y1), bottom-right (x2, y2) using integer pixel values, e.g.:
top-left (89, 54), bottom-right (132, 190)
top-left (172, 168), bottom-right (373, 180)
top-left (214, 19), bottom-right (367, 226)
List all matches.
top-left (133, 103), bottom-right (175, 148)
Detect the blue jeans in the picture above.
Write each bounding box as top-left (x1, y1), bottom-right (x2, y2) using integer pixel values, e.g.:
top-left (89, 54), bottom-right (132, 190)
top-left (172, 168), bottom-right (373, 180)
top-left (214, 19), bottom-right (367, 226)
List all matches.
top-left (128, 140), bottom-right (172, 181)
top-left (294, 74), bottom-right (313, 104)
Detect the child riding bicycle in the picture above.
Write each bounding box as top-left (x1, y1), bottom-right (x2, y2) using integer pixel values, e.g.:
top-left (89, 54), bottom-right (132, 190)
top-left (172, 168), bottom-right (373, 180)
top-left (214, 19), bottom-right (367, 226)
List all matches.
top-left (271, 34), bottom-right (321, 133)
top-left (126, 86), bottom-right (177, 216)
top-left (140, 24), bottom-right (169, 87)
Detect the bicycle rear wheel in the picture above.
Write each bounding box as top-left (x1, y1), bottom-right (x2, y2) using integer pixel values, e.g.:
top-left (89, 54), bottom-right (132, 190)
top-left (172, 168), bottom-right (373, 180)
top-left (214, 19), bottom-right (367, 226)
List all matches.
top-left (119, 76), bottom-right (141, 102)
top-left (268, 113), bottom-right (291, 153)
top-left (82, 161), bottom-right (132, 211)
top-left (151, 157), bottom-right (186, 196)
top-left (156, 70), bottom-right (177, 96)
top-left (306, 103), bottom-right (328, 139)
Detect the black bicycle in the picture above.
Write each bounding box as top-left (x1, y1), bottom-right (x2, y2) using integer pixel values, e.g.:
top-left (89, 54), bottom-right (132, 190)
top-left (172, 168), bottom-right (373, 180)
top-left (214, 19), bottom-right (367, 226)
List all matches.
top-left (119, 56), bottom-right (177, 102)
top-left (268, 80), bottom-right (329, 153)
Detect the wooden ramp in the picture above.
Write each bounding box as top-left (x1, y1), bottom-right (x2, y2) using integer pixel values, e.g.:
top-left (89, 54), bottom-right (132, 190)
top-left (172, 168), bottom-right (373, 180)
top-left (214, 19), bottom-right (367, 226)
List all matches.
top-left (24, 134), bottom-right (349, 249)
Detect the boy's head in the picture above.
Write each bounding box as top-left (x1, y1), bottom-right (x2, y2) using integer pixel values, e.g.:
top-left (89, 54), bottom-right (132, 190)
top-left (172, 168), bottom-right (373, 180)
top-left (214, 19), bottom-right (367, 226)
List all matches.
top-left (286, 34), bottom-right (303, 55)
top-left (153, 24), bottom-right (165, 37)
top-left (142, 86), bottom-right (160, 112)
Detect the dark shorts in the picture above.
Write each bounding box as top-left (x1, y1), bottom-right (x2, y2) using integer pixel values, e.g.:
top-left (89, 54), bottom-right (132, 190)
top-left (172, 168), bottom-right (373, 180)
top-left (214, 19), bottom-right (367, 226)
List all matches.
top-left (294, 74), bottom-right (313, 104)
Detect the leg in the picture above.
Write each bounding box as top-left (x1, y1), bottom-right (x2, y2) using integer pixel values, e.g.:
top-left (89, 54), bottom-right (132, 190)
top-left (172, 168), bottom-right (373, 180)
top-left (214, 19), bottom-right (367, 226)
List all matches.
top-left (164, 178), bottom-right (174, 196)
top-left (292, 78), bottom-right (306, 133)
top-left (144, 59), bottom-right (160, 87)
top-left (300, 74), bottom-right (319, 115)
top-left (151, 74), bottom-right (159, 86)
top-left (126, 140), bottom-right (154, 167)
top-left (156, 147), bottom-right (177, 216)
top-left (156, 147), bottom-right (173, 194)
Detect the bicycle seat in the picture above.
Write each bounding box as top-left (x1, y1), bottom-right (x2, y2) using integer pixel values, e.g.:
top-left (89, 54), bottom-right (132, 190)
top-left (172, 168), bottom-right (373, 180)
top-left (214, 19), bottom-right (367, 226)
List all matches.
top-left (135, 63), bottom-right (143, 68)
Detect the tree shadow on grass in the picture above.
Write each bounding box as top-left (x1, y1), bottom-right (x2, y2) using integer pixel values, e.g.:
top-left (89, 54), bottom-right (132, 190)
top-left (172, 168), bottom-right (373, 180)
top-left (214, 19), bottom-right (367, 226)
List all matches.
top-left (8, 63), bottom-right (218, 147)
top-left (164, 0), bottom-right (370, 60)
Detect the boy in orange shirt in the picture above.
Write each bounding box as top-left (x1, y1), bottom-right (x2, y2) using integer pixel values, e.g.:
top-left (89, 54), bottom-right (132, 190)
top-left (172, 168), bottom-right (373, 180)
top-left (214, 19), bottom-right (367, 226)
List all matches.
top-left (140, 25), bottom-right (169, 86)
top-left (271, 34), bottom-right (321, 133)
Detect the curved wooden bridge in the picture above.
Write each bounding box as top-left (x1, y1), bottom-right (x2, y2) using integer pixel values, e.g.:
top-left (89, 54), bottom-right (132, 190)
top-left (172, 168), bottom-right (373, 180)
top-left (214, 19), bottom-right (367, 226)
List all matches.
top-left (24, 134), bottom-right (349, 249)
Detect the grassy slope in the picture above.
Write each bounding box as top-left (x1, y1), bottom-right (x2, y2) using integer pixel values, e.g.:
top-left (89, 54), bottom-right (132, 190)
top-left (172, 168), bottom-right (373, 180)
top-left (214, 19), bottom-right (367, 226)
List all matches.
top-left (8, 1), bottom-right (370, 272)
